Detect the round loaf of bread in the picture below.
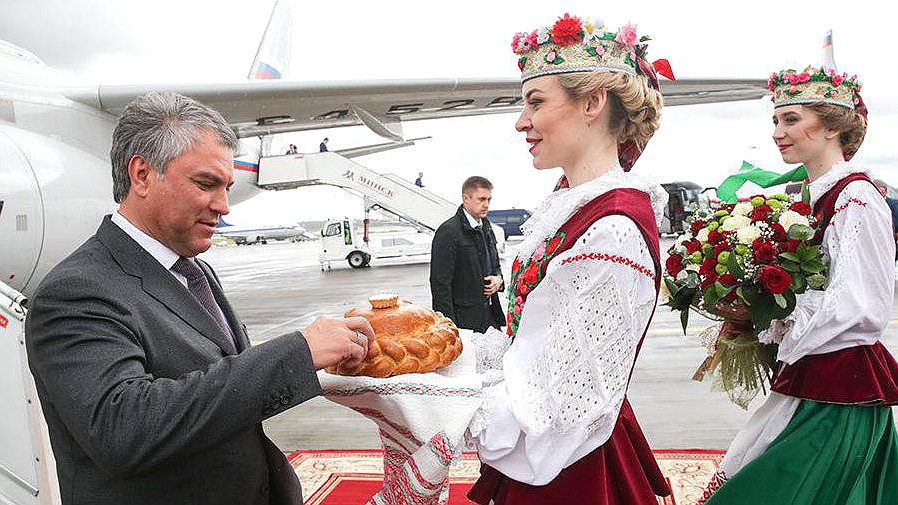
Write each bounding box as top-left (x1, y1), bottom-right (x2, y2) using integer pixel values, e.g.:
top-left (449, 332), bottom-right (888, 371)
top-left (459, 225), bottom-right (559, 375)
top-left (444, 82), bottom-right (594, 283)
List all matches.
top-left (327, 296), bottom-right (462, 378)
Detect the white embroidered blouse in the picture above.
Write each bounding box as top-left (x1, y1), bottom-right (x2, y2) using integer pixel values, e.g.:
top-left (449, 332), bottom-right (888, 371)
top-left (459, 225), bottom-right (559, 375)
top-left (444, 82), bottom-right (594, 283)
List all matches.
top-left (468, 167), bottom-right (668, 485)
top-left (761, 161), bottom-right (896, 364)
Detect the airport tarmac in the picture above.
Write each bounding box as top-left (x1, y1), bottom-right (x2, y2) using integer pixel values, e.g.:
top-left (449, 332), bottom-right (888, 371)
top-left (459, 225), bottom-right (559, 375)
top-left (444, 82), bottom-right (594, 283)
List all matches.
top-left (199, 238), bottom-right (898, 453)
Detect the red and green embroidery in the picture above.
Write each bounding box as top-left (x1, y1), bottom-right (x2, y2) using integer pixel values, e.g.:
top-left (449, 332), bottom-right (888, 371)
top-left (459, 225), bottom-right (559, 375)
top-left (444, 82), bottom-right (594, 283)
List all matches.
top-left (507, 231), bottom-right (566, 337)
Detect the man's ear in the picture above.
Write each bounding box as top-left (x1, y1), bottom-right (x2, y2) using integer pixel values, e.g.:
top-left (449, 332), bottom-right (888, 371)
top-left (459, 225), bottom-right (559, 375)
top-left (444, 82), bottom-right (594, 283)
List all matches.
top-left (128, 155), bottom-right (156, 198)
top-left (584, 88), bottom-right (608, 126)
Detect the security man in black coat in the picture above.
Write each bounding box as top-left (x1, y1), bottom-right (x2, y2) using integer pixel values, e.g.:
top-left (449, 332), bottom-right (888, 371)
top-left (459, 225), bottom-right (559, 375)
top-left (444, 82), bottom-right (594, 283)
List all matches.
top-left (430, 176), bottom-right (504, 332)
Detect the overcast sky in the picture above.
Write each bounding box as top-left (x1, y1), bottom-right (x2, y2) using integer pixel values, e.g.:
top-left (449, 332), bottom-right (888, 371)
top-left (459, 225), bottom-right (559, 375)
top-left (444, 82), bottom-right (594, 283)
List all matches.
top-left (2, 0), bottom-right (894, 224)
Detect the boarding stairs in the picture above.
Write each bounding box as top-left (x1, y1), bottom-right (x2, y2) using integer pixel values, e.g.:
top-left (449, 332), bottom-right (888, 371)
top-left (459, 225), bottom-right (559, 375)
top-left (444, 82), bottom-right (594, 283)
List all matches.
top-left (255, 151), bottom-right (457, 231)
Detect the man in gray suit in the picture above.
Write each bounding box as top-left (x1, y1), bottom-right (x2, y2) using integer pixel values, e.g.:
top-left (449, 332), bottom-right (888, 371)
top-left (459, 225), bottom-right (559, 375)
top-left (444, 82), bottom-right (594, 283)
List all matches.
top-left (25, 91), bottom-right (374, 505)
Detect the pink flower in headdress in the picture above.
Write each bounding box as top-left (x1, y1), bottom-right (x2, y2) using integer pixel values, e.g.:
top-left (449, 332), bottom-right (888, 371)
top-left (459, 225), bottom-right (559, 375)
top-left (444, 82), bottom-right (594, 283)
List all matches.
top-left (795, 72), bottom-right (811, 84)
top-left (854, 97), bottom-right (860, 105)
top-left (595, 44), bottom-right (605, 56)
top-left (832, 74), bottom-right (844, 86)
top-left (784, 72), bottom-right (796, 84)
top-left (511, 32), bottom-right (525, 54)
top-left (546, 50), bottom-right (557, 63)
top-left (829, 91), bottom-right (838, 97)
top-left (616, 22), bottom-right (638, 47)
top-left (525, 30), bottom-right (539, 51)
top-left (789, 86), bottom-right (798, 94)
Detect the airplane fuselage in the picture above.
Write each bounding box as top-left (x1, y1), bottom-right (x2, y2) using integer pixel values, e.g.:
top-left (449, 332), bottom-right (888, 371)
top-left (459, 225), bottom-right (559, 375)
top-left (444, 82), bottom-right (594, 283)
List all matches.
top-left (0, 45), bottom-right (260, 296)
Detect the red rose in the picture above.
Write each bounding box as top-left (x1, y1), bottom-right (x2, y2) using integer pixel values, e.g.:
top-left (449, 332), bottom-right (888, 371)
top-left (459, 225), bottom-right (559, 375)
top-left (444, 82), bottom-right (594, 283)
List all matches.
top-left (719, 273), bottom-right (738, 285)
top-left (708, 230), bottom-right (725, 245)
top-left (778, 239), bottom-right (800, 253)
top-left (750, 205), bottom-right (772, 222)
top-left (684, 239), bottom-right (701, 254)
top-left (690, 220), bottom-right (707, 236)
top-left (759, 265), bottom-right (792, 294)
top-left (520, 262), bottom-right (539, 285)
top-left (713, 242), bottom-right (731, 256)
top-left (512, 257), bottom-right (521, 273)
top-left (666, 255), bottom-right (684, 277)
top-left (546, 235), bottom-right (563, 255)
top-left (790, 201), bottom-right (812, 216)
top-left (517, 282), bottom-right (530, 296)
top-left (699, 258), bottom-right (717, 277)
top-left (753, 241), bottom-right (778, 264)
top-left (550, 13), bottom-right (584, 46)
top-left (770, 223), bottom-right (787, 242)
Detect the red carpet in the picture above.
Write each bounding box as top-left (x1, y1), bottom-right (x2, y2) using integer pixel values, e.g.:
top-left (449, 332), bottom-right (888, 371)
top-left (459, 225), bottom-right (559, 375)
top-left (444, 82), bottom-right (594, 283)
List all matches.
top-left (290, 449), bottom-right (724, 505)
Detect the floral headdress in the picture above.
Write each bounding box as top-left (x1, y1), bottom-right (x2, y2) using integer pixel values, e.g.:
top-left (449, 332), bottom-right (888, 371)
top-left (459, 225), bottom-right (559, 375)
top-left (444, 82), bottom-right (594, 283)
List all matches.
top-left (768, 66), bottom-right (864, 114)
top-left (514, 14), bottom-right (674, 174)
top-left (511, 14), bottom-right (673, 88)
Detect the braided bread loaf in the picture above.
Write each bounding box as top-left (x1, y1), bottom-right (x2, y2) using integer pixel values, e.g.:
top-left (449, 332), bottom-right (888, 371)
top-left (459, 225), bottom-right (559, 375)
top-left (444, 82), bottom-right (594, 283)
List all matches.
top-left (327, 294), bottom-right (462, 378)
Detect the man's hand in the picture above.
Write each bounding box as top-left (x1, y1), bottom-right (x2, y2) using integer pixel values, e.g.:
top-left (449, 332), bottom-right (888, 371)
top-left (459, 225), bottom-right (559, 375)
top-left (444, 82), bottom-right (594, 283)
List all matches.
top-left (301, 316), bottom-right (375, 370)
top-left (483, 275), bottom-right (503, 296)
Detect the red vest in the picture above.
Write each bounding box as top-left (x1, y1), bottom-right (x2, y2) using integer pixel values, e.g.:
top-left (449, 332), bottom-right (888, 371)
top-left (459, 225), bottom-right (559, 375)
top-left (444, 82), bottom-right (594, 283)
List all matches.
top-left (469, 188), bottom-right (671, 505)
top-left (771, 173), bottom-right (898, 405)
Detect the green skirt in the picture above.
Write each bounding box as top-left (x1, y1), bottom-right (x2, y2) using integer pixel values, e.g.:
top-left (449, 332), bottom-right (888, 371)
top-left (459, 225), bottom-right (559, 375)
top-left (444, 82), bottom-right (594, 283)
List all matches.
top-left (706, 400), bottom-right (898, 504)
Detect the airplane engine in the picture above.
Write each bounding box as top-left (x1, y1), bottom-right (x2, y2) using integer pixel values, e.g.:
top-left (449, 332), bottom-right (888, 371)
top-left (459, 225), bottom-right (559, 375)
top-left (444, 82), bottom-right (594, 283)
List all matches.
top-left (0, 122), bottom-right (115, 296)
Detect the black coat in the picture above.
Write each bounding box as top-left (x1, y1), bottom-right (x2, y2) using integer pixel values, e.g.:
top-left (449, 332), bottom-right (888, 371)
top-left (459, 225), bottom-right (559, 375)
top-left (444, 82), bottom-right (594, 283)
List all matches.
top-left (26, 217), bottom-right (319, 505)
top-left (430, 206), bottom-right (504, 332)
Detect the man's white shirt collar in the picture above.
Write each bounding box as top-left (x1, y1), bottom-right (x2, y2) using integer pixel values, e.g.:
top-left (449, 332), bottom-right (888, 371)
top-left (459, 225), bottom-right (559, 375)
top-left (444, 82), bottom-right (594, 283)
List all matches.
top-left (463, 208), bottom-right (482, 228)
top-left (111, 211), bottom-right (187, 286)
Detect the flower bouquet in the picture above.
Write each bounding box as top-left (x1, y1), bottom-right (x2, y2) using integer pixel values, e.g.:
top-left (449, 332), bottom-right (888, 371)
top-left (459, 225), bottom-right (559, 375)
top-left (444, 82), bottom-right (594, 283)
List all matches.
top-left (663, 194), bottom-right (827, 408)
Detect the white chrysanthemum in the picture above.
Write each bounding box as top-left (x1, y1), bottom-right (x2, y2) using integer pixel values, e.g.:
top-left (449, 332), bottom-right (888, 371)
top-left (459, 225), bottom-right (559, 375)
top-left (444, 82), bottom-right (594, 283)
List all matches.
top-left (676, 233), bottom-right (692, 246)
top-left (736, 225), bottom-right (762, 245)
top-left (779, 210), bottom-right (810, 231)
top-left (536, 27), bottom-right (550, 44)
top-left (685, 264), bottom-right (700, 272)
top-left (732, 202), bottom-right (753, 216)
top-left (696, 228), bottom-right (710, 242)
top-left (720, 214), bottom-right (751, 232)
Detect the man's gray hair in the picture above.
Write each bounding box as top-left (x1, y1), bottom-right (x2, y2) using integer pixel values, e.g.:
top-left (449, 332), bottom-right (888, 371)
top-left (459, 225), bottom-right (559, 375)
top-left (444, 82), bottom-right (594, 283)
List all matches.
top-left (110, 91), bottom-right (240, 203)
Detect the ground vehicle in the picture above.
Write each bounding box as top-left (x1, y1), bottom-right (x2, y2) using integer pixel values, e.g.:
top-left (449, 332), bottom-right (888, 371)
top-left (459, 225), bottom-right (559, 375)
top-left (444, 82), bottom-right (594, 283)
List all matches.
top-left (660, 181), bottom-right (704, 235)
top-left (319, 219), bottom-right (431, 269)
top-left (487, 208), bottom-right (532, 239)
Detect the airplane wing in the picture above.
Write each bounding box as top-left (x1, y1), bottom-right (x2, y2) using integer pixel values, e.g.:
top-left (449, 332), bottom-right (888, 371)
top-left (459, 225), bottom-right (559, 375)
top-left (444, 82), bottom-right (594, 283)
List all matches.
top-left (66, 77), bottom-right (767, 139)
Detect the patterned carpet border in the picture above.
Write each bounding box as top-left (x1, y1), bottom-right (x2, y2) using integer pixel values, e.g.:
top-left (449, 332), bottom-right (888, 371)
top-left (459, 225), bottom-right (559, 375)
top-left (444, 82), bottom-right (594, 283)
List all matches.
top-left (290, 449), bottom-right (725, 505)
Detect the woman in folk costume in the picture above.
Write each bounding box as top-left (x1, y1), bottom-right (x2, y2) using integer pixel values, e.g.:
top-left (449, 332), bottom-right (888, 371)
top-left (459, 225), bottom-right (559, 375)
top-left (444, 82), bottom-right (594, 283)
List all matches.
top-left (699, 67), bottom-right (898, 505)
top-left (465, 14), bottom-right (674, 505)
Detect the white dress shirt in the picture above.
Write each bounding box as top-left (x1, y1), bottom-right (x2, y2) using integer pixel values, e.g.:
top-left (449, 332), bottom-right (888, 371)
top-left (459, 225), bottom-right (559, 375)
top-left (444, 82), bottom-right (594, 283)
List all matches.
top-left (110, 211), bottom-right (188, 288)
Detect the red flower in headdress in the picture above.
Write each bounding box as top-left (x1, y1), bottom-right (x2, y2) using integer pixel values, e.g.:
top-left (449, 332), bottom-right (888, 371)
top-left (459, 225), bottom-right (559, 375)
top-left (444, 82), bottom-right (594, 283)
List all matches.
top-left (551, 14), bottom-right (584, 47)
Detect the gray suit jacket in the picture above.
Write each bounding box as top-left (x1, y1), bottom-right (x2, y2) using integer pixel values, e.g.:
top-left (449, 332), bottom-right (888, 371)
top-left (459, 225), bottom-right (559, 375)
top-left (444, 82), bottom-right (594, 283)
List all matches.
top-left (26, 216), bottom-right (321, 505)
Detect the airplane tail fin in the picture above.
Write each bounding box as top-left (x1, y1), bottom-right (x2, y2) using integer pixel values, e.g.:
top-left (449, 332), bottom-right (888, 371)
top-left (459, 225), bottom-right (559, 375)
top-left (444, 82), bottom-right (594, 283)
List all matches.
top-left (248, 0), bottom-right (292, 80)
top-left (822, 29), bottom-right (837, 70)
top-left (218, 219), bottom-right (233, 228)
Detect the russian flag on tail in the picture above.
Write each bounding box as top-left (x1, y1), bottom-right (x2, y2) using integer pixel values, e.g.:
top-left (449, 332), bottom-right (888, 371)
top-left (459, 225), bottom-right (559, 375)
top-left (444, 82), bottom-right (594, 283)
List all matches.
top-left (823, 30), bottom-right (833, 48)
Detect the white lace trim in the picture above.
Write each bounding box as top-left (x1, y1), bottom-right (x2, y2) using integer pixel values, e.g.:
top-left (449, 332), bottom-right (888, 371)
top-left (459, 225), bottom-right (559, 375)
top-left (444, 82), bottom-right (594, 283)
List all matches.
top-left (470, 327), bottom-right (512, 375)
top-left (807, 161), bottom-right (869, 208)
top-left (516, 167), bottom-right (668, 261)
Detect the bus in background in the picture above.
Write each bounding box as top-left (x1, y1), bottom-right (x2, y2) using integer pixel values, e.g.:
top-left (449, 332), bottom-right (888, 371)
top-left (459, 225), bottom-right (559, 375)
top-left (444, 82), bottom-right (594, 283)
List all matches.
top-left (660, 181), bottom-right (704, 235)
top-left (488, 208), bottom-right (532, 239)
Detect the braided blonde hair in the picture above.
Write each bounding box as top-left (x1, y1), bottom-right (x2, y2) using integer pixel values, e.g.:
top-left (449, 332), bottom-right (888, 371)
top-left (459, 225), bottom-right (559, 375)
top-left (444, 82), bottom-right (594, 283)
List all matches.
top-left (556, 71), bottom-right (663, 148)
